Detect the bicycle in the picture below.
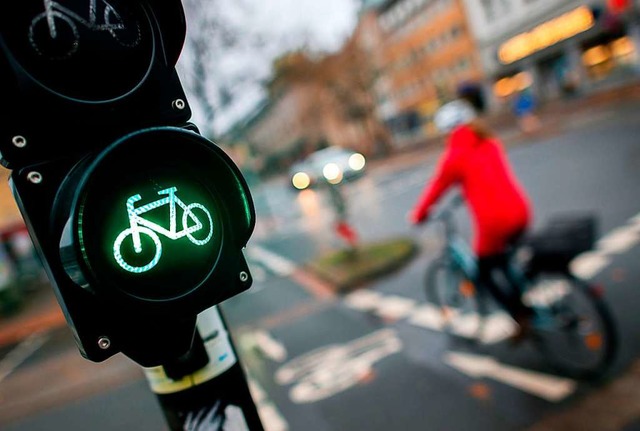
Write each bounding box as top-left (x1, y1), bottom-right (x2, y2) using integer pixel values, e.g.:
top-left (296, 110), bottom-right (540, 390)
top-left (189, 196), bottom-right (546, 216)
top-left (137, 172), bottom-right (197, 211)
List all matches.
top-left (29, 0), bottom-right (142, 59)
top-left (423, 194), bottom-right (618, 380)
top-left (113, 187), bottom-right (214, 274)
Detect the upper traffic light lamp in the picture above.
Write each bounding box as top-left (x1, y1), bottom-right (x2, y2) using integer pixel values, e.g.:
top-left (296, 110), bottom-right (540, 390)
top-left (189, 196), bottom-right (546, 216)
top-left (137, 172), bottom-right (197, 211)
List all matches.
top-left (1, 1), bottom-right (256, 366)
top-left (0, 0), bottom-right (189, 168)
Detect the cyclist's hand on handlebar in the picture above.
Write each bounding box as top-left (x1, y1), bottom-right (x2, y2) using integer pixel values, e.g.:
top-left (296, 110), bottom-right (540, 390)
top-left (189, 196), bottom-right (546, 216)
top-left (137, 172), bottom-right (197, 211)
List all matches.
top-left (407, 209), bottom-right (429, 225)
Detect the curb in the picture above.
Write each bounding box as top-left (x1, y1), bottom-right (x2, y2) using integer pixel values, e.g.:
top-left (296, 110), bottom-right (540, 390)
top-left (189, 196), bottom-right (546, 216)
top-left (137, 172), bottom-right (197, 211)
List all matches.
top-left (0, 285), bottom-right (66, 348)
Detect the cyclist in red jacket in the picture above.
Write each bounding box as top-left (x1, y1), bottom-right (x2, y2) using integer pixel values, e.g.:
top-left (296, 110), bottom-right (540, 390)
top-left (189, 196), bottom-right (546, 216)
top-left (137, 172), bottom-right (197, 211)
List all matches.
top-left (409, 98), bottom-right (534, 334)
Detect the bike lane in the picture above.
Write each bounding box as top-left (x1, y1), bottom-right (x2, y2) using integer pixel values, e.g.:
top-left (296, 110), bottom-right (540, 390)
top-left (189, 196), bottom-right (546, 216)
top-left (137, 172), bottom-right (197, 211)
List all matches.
top-left (225, 207), bottom-right (640, 430)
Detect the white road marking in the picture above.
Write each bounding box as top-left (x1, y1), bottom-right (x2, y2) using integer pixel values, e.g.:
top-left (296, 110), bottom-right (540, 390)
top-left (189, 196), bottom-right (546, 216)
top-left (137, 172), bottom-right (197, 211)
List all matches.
top-left (597, 225), bottom-right (640, 254)
top-left (250, 264), bottom-right (268, 283)
top-left (348, 294), bottom-right (516, 345)
top-left (343, 290), bottom-right (383, 310)
top-left (523, 279), bottom-right (571, 307)
top-left (247, 246), bottom-right (298, 277)
top-left (479, 313), bottom-right (517, 344)
top-left (253, 330), bottom-right (288, 363)
top-left (571, 251), bottom-right (612, 279)
top-left (409, 306), bottom-right (516, 344)
top-left (0, 332), bottom-right (49, 383)
top-left (444, 351), bottom-right (577, 402)
top-left (373, 296), bottom-right (417, 320)
top-left (570, 211), bottom-right (640, 279)
top-left (344, 291), bottom-right (417, 320)
top-left (275, 329), bottom-right (402, 404)
top-left (248, 378), bottom-right (289, 431)
top-left (407, 304), bottom-right (445, 331)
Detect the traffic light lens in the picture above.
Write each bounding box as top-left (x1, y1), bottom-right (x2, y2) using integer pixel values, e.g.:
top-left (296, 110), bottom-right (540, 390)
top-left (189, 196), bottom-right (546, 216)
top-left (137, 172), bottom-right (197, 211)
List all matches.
top-left (84, 172), bottom-right (222, 302)
top-left (0, 0), bottom-right (154, 102)
top-left (67, 129), bottom-right (239, 302)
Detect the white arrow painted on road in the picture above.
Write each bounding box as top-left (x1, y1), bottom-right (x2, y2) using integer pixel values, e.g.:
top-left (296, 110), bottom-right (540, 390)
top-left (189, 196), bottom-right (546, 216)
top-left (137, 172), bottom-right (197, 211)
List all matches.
top-left (444, 351), bottom-right (576, 402)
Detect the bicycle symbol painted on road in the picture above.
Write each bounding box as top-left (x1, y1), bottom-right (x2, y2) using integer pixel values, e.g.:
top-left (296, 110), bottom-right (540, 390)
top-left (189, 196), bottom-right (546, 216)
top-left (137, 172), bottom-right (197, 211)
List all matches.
top-left (113, 187), bottom-right (214, 274)
top-left (275, 329), bottom-right (402, 403)
top-left (29, 0), bottom-right (142, 58)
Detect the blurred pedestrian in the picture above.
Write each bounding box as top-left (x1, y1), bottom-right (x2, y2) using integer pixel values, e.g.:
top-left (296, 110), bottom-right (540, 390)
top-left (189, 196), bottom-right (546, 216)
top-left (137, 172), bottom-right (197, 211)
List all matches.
top-left (409, 96), bottom-right (534, 338)
top-left (512, 89), bottom-right (541, 133)
top-left (326, 182), bottom-right (358, 252)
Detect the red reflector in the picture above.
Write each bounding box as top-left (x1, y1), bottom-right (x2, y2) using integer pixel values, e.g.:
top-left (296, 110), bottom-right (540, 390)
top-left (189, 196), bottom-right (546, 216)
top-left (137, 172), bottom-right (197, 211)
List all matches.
top-left (590, 284), bottom-right (605, 298)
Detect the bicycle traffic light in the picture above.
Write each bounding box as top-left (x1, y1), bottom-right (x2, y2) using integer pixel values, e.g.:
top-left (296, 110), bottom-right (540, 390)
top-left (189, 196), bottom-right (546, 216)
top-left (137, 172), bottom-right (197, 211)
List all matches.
top-left (1, 1), bottom-right (255, 366)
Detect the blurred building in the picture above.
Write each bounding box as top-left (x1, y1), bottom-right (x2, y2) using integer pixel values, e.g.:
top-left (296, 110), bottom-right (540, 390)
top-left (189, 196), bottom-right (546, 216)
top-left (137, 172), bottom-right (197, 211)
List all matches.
top-left (372, 0), bottom-right (485, 147)
top-left (461, 0), bottom-right (640, 108)
top-left (0, 167), bottom-right (22, 230)
top-left (226, 23), bottom-right (393, 175)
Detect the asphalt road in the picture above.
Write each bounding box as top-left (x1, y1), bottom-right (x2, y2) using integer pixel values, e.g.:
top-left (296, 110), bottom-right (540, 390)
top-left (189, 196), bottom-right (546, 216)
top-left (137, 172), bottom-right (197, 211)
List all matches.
top-left (1, 99), bottom-right (640, 431)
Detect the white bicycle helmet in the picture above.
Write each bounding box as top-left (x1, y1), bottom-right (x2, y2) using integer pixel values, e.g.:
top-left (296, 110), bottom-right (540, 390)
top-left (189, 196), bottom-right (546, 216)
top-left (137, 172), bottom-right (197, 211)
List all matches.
top-left (433, 99), bottom-right (477, 133)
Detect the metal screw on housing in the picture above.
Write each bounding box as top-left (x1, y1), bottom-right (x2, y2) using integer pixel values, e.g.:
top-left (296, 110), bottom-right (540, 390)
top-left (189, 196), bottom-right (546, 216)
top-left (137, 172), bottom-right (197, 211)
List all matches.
top-left (239, 271), bottom-right (249, 283)
top-left (98, 337), bottom-right (111, 350)
top-left (27, 171), bottom-right (42, 184)
top-left (12, 135), bottom-right (27, 148)
top-left (172, 99), bottom-right (186, 110)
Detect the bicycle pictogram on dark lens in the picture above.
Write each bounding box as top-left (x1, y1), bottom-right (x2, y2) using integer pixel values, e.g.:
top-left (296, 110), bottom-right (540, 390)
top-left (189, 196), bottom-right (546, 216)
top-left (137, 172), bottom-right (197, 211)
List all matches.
top-left (113, 187), bottom-right (214, 274)
top-left (29, 0), bottom-right (142, 58)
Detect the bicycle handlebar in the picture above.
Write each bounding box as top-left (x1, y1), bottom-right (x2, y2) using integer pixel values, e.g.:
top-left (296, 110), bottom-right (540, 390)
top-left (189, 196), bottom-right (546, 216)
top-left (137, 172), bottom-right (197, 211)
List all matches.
top-left (429, 193), bottom-right (464, 222)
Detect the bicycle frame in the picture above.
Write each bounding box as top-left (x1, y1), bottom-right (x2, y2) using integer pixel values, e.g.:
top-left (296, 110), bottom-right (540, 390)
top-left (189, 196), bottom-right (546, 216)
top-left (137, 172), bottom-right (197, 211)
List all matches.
top-left (433, 198), bottom-right (478, 281)
top-left (42, 0), bottom-right (124, 38)
top-left (126, 188), bottom-right (203, 253)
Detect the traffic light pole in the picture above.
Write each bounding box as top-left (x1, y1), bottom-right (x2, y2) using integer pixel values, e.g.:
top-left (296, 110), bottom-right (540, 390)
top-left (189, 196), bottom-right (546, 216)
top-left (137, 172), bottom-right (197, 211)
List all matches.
top-left (144, 306), bottom-right (264, 431)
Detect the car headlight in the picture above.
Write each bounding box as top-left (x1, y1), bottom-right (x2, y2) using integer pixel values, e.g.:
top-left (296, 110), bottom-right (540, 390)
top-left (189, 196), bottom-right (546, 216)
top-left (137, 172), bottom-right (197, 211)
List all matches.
top-left (323, 163), bottom-right (343, 184)
top-left (292, 172), bottom-right (311, 190)
top-left (348, 153), bottom-right (366, 171)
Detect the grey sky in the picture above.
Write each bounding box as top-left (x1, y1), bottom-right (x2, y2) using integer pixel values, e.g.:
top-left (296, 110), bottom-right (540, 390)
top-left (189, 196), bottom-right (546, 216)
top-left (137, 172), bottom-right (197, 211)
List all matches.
top-left (178, 0), bottom-right (361, 135)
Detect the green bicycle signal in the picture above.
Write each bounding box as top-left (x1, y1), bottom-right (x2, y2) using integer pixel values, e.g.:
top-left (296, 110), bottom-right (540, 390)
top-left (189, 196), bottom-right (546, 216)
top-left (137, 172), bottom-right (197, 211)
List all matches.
top-left (113, 187), bottom-right (214, 274)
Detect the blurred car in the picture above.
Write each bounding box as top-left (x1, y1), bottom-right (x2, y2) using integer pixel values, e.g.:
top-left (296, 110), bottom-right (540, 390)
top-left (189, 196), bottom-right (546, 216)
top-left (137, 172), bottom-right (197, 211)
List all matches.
top-left (289, 146), bottom-right (366, 190)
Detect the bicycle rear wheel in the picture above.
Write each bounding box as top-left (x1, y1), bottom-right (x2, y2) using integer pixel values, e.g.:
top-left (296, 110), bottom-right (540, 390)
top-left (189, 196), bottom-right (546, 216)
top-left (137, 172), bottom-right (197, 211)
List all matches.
top-left (425, 258), bottom-right (484, 339)
top-left (527, 272), bottom-right (618, 380)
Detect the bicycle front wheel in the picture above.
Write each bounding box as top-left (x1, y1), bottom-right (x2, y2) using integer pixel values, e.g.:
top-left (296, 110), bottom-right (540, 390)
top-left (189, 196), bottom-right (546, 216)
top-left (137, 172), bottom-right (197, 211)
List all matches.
top-left (528, 272), bottom-right (618, 380)
top-left (29, 12), bottom-right (79, 59)
top-left (425, 258), bottom-right (483, 338)
top-left (113, 227), bottom-right (162, 274)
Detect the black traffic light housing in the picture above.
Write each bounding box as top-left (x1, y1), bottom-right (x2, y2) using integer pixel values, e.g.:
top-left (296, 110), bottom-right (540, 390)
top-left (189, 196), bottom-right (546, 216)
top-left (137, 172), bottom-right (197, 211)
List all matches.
top-left (0, 0), bottom-right (189, 169)
top-left (1, 1), bottom-right (255, 366)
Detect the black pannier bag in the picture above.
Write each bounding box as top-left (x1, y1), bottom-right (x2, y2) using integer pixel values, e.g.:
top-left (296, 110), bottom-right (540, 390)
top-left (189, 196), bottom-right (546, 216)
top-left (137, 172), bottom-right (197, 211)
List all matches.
top-left (526, 214), bottom-right (598, 272)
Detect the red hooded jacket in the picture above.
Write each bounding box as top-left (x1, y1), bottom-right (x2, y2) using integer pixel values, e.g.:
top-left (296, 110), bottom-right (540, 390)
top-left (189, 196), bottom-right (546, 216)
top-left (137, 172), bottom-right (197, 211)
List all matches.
top-left (411, 125), bottom-right (531, 257)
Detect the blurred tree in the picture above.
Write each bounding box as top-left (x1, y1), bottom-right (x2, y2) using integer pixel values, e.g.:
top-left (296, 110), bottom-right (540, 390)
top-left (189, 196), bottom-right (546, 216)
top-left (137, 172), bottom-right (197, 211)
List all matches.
top-left (177, 0), bottom-right (360, 141)
top-left (269, 42), bottom-right (391, 157)
top-left (179, 0), bottom-right (271, 139)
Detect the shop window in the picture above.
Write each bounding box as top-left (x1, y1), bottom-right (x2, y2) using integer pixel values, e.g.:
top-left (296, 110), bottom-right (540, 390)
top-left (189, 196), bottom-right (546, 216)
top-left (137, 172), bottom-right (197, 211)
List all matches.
top-left (582, 45), bottom-right (613, 80)
top-left (611, 36), bottom-right (637, 64)
top-left (493, 71), bottom-right (533, 98)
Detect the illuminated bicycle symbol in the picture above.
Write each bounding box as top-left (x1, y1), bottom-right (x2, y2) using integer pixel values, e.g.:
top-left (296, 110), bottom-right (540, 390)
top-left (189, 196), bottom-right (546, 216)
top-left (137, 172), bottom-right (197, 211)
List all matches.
top-left (113, 187), bottom-right (214, 274)
top-left (29, 0), bottom-right (141, 58)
